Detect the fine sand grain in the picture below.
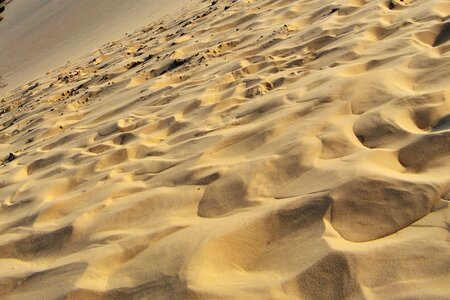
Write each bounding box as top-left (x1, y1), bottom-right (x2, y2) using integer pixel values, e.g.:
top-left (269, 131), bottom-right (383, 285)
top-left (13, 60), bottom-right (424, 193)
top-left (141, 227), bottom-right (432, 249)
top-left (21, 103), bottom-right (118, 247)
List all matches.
top-left (0, 0), bottom-right (449, 299)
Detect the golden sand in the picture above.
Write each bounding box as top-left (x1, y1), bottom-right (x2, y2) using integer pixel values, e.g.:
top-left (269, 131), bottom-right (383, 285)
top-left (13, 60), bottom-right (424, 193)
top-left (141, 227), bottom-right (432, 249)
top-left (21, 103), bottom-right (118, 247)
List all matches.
top-left (0, 0), bottom-right (449, 298)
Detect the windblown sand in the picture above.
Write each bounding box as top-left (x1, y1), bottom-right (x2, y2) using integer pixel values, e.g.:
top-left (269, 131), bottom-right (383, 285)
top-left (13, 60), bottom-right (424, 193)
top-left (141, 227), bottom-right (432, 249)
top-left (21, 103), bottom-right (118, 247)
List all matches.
top-left (0, 0), bottom-right (449, 299)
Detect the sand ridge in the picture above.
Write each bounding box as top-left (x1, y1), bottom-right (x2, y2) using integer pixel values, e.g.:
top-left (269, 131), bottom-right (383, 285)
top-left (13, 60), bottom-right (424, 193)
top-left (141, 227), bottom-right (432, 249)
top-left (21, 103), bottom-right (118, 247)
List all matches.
top-left (0, 0), bottom-right (449, 298)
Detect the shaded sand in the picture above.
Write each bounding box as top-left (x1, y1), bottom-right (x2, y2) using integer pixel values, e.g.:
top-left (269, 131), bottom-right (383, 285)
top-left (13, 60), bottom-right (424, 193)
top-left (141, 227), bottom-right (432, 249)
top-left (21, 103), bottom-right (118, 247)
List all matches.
top-left (0, 0), bottom-right (449, 298)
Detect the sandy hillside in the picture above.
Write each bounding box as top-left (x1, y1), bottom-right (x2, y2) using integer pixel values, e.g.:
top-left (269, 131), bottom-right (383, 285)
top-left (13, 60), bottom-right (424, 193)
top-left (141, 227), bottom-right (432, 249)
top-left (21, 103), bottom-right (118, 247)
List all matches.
top-left (0, 0), bottom-right (449, 299)
top-left (0, 0), bottom-right (195, 93)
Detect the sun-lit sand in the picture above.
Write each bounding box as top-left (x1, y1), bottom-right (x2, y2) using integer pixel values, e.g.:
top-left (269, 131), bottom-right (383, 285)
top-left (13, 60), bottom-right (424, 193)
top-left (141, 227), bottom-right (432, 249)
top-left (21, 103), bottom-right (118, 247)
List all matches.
top-left (0, 0), bottom-right (449, 298)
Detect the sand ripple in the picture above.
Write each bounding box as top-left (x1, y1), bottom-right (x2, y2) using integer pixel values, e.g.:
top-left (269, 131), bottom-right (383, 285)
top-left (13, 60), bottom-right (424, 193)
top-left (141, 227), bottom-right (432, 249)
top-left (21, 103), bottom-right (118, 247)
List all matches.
top-left (0, 0), bottom-right (449, 298)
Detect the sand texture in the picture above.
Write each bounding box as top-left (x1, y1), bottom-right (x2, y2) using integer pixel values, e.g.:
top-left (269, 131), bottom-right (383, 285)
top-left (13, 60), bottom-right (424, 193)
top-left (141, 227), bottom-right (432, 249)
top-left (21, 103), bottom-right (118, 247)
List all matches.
top-left (0, 0), bottom-right (449, 299)
top-left (0, 0), bottom-right (195, 92)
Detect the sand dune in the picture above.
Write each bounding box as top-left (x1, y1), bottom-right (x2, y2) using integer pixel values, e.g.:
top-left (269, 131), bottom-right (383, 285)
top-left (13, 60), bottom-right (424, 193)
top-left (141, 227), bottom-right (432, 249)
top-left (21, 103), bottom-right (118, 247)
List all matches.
top-left (0, 0), bottom-right (196, 93)
top-left (0, 0), bottom-right (449, 299)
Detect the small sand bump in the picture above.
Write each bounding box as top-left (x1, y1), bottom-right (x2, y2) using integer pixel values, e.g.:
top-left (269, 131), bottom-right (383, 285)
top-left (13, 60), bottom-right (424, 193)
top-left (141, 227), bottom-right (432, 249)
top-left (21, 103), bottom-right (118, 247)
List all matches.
top-left (0, 0), bottom-right (449, 298)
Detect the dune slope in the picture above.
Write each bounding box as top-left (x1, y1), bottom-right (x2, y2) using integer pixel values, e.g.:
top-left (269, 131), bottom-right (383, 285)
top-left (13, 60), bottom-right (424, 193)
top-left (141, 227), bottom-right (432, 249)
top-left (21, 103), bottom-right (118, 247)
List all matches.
top-left (0, 0), bottom-right (195, 94)
top-left (0, 0), bottom-right (449, 299)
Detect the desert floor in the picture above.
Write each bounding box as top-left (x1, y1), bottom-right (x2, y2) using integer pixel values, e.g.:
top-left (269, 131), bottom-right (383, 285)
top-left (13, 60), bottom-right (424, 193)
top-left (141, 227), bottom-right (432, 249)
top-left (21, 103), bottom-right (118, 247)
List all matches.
top-left (0, 0), bottom-right (449, 299)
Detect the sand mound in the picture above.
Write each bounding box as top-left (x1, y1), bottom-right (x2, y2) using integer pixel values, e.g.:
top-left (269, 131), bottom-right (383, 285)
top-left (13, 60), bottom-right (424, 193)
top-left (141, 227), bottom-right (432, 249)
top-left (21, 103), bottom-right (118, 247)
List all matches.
top-left (0, 0), bottom-right (449, 298)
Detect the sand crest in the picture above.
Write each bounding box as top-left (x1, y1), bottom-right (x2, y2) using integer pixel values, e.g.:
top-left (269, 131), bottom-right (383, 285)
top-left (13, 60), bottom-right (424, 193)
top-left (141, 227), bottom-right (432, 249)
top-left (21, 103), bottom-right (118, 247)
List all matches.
top-left (0, 0), bottom-right (449, 298)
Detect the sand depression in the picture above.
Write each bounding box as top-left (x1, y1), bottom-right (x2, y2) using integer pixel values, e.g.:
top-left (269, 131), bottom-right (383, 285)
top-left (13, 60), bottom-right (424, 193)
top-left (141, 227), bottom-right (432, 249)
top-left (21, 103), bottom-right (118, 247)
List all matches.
top-left (0, 0), bottom-right (449, 299)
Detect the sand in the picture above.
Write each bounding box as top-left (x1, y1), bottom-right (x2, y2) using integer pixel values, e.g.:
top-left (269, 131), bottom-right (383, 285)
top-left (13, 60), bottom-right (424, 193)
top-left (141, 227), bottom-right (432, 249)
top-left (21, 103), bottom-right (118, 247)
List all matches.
top-left (0, 0), bottom-right (449, 299)
top-left (0, 0), bottom-right (196, 92)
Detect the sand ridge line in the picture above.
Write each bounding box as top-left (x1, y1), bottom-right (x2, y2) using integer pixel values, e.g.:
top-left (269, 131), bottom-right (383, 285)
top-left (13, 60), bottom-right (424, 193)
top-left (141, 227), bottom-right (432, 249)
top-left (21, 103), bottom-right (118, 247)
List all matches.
top-left (0, 0), bottom-right (449, 298)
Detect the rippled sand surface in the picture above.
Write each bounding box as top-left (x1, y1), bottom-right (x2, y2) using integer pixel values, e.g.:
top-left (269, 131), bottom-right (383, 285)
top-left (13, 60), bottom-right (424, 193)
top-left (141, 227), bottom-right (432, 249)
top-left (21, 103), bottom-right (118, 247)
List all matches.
top-left (0, 0), bottom-right (449, 299)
